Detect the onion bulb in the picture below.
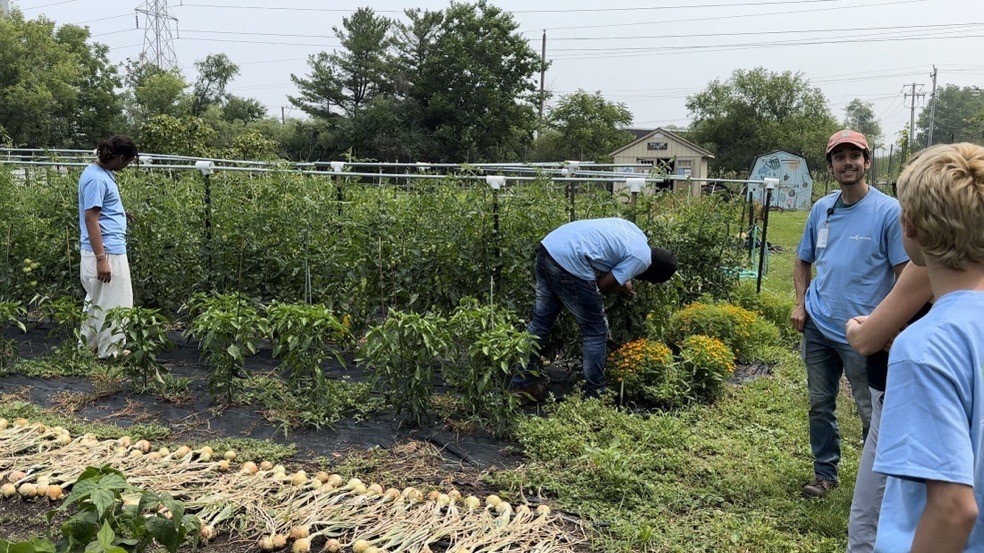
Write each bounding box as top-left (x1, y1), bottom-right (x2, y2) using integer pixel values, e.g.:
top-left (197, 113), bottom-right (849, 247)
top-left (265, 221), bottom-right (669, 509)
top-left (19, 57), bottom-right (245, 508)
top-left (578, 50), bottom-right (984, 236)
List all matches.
top-left (464, 496), bottom-right (481, 511)
top-left (135, 439), bottom-right (151, 453)
top-left (200, 525), bottom-right (216, 541)
top-left (259, 461), bottom-right (273, 471)
top-left (223, 449), bottom-right (237, 461)
top-left (272, 534), bottom-right (287, 549)
top-left (258, 537), bottom-right (275, 551)
top-left (18, 483), bottom-right (37, 498)
top-left (1, 483), bottom-right (16, 498)
top-left (485, 494), bottom-right (501, 508)
top-left (352, 540), bottom-right (371, 553)
top-left (288, 525), bottom-right (309, 540)
top-left (292, 538), bottom-right (310, 553)
top-left (324, 539), bottom-right (341, 553)
top-left (241, 461), bottom-right (258, 474)
top-left (536, 504), bottom-right (551, 516)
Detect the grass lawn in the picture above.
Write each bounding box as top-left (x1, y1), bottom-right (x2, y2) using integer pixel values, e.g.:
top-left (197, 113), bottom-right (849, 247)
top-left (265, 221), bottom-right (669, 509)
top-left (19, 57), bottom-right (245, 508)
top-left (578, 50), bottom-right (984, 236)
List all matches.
top-left (494, 207), bottom-right (867, 552)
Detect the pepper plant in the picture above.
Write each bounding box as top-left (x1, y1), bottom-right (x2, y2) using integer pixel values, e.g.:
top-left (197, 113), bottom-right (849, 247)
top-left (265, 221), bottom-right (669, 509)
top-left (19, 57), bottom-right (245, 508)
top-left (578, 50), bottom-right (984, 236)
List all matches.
top-left (445, 298), bottom-right (535, 434)
top-left (359, 309), bottom-right (450, 426)
top-left (184, 293), bottom-right (268, 404)
top-left (102, 307), bottom-right (175, 391)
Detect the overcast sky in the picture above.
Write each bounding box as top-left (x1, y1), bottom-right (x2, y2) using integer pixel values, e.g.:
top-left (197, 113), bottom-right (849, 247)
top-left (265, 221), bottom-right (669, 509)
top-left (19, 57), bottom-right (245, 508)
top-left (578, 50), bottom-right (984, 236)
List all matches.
top-left (14, 0), bottom-right (984, 153)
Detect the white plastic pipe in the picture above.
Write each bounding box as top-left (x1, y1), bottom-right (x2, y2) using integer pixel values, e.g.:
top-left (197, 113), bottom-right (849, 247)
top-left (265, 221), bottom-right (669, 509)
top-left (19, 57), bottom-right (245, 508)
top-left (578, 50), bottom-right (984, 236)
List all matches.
top-left (194, 160), bottom-right (215, 175)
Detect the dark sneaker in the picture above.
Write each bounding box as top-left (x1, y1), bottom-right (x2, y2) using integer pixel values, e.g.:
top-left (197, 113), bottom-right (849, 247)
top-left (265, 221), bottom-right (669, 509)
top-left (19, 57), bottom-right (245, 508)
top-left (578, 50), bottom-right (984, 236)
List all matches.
top-left (802, 478), bottom-right (838, 498)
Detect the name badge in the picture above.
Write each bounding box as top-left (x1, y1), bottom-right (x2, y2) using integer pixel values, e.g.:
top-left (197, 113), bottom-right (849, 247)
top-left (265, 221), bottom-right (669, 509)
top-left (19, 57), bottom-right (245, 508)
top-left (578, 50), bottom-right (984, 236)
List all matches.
top-left (817, 228), bottom-right (829, 249)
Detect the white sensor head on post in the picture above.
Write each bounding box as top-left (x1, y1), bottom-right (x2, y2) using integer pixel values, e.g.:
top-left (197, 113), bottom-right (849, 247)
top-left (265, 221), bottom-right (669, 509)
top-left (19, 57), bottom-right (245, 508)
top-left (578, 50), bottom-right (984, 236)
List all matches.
top-left (565, 160), bottom-right (580, 173)
top-left (486, 175), bottom-right (505, 190)
top-left (329, 161), bottom-right (345, 174)
top-left (194, 160), bottom-right (215, 175)
top-left (764, 177), bottom-right (779, 191)
top-left (139, 156), bottom-right (153, 166)
top-left (626, 177), bottom-right (645, 193)
top-left (416, 162), bottom-right (430, 172)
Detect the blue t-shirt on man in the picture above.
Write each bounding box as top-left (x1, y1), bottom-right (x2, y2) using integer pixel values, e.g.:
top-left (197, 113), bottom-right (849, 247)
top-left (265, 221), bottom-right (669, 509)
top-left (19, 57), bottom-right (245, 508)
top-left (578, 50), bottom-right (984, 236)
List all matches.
top-left (874, 290), bottom-right (984, 553)
top-left (797, 187), bottom-right (908, 344)
top-left (541, 218), bottom-right (651, 285)
top-left (78, 163), bottom-right (127, 254)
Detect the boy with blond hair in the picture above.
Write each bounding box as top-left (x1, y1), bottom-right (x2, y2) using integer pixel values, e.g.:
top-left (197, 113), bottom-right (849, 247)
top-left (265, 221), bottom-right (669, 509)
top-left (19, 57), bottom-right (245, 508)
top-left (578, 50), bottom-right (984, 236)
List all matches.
top-left (873, 143), bottom-right (984, 552)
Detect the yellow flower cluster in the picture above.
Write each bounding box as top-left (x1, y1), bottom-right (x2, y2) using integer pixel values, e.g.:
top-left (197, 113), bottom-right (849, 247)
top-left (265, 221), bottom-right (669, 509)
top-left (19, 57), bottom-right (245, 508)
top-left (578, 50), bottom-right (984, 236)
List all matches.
top-left (681, 334), bottom-right (735, 374)
top-left (607, 339), bottom-right (672, 383)
top-left (670, 302), bottom-right (763, 362)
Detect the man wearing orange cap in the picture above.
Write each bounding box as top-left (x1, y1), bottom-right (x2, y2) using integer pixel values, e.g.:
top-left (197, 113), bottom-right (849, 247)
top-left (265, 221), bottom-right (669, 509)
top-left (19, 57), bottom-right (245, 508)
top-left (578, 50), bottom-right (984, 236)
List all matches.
top-left (791, 130), bottom-right (909, 502)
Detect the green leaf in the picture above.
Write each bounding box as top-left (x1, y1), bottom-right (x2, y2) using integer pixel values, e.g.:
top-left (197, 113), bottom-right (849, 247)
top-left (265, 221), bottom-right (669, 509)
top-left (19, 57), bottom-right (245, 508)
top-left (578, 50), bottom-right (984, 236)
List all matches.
top-left (89, 489), bottom-right (115, 519)
top-left (145, 516), bottom-right (181, 552)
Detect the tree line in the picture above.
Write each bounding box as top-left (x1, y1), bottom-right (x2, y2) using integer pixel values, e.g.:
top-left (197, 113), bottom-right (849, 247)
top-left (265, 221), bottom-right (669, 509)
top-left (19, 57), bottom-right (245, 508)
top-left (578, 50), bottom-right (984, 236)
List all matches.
top-left (1, 4), bottom-right (979, 174)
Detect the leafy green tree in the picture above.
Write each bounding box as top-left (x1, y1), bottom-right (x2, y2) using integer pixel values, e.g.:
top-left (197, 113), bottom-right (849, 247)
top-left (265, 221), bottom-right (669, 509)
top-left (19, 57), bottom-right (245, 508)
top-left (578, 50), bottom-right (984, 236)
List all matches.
top-left (0, 12), bottom-right (122, 147)
top-left (391, 8), bottom-right (444, 96)
top-left (843, 98), bottom-right (882, 143)
top-left (54, 25), bottom-right (125, 147)
top-left (122, 59), bottom-right (190, 129)
top-left (278, 118), bottom-right (338, 161)
top-left (139, 114), bottom-right (216, 156)
top-left (222, 95), bottom-right (267, 123)
top-left (337, 95), bottom-right (436, 161)
top-left (686, 67), bottom-right (839, 174)
top-left (191, 53), bottom-right (240, 116)
top-left (290, 7), bottom-right (392, 118)
top-left (413, 0), bottom-right (543, 161)
top-left (916, 84), bottom-right (984, 146)
top-left (546, 90), bottom-right (634, 162)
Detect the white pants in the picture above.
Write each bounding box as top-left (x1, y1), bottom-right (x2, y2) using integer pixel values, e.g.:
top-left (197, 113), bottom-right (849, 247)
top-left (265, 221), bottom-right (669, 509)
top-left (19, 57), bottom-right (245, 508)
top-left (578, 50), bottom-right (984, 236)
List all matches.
top-left (80, 251), bottom-right (133, 358)
top-left (847, 387), bottom-right (886, 553)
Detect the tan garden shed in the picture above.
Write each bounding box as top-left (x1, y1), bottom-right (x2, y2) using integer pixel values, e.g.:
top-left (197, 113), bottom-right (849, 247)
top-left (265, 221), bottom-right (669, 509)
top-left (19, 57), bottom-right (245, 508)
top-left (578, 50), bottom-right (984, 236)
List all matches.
top-left (609, 128), bottom-right (714, 195)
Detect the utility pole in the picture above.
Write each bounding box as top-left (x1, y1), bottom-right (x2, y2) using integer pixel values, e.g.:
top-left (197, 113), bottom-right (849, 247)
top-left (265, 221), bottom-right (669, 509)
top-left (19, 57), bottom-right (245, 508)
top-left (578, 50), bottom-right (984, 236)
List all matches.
top-left (903, 82), bottom-right (925, 160)
top-left (1, 0), bottom-right (10, 18)
top-left (281, 106), bottom-right (286, 125)
top-left (927, 65), bottom-right (938, 147)
top-left (136, 0), bottom-right (180, 71)
top-left (537, 30), bottom-right (547, 139)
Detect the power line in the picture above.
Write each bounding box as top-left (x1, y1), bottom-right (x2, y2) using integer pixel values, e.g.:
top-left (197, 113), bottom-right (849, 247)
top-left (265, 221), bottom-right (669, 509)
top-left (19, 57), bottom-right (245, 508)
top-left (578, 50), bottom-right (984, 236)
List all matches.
top-left (550, 31), bottom-right (983, 61)
top-left (20, 0), bottom-right (79, 10)
top-left (543, 21), bottom-right (982, 42)
top-left (178, 0), bottom-right (846, 15)
top-left (520, 0), bottom-right (927, 33)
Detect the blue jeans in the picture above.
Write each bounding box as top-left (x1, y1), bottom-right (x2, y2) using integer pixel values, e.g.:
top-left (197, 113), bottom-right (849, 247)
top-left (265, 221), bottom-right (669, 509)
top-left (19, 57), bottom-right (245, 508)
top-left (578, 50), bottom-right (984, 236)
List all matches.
top-left (802, 318), bottom-right (872, 482)
top-left (513, 248), bottom-right (609, 396)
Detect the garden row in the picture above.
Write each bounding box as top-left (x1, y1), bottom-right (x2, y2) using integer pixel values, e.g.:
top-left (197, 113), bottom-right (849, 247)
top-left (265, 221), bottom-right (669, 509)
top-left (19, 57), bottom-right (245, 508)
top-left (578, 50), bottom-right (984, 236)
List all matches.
top-left (1, 283), bottom-right (794, 436)
top-left (0, 168), bottom-right (743, 345)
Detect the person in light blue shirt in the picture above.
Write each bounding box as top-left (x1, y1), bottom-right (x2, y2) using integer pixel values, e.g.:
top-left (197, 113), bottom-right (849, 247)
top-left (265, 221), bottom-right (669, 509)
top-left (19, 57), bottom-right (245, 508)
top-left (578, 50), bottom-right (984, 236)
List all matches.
top-left (78, 135), bottom-right (138, 359)
top-left (874, 143), bottom-right (984, 553)
top-left (792, 130), bottom-right (909, 499)
top-left (511, 217), bottom-right (677, 399)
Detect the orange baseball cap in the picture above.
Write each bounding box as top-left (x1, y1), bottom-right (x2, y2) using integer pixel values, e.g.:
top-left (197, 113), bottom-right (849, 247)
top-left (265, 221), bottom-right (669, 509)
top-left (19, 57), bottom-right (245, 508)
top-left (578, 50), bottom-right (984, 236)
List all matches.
top-left (826, 129), bottom-right (869, 156)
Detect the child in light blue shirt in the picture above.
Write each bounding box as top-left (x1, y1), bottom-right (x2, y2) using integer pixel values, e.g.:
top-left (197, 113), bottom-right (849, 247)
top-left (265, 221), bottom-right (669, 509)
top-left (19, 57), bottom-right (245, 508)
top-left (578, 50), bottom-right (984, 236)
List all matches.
top-left (874, 143), bottom-right (984, 553)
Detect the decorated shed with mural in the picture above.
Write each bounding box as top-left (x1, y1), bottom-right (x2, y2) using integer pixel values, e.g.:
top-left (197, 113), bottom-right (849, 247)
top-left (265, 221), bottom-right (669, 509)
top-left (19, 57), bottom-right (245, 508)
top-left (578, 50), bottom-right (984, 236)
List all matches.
top-left (747, 150), bottom-right (814, 211)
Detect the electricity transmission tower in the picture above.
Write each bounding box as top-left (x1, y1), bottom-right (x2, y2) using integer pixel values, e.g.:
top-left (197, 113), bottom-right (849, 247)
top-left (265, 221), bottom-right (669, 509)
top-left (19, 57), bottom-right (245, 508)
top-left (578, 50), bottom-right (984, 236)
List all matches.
top-left (136, 0), bottom-right (179, 71)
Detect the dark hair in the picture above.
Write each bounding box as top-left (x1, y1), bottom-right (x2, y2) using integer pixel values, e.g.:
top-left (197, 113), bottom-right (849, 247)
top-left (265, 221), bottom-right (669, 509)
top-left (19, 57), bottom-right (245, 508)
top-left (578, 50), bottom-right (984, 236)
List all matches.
top-left (96, 135), bottom-right (138, 164)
